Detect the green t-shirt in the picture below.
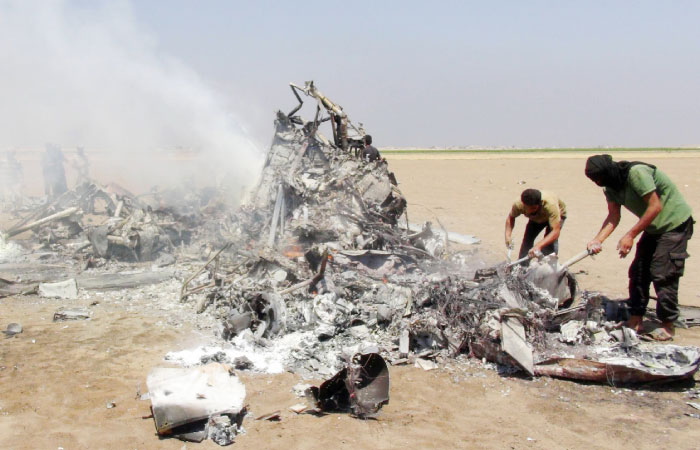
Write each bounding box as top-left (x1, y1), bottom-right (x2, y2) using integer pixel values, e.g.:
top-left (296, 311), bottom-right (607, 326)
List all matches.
top-left (510, 191), bottom-right (567, 226)
top-left (604, 165), bottom-right (692, 234)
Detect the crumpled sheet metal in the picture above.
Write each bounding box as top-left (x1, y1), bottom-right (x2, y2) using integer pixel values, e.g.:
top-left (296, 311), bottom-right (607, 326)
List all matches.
top-left (308, 353), bottom-right (389, 417)
top-left (525, 255), bottom-right (577, 306)
top-left (146, 363), bottom-right (246, 434)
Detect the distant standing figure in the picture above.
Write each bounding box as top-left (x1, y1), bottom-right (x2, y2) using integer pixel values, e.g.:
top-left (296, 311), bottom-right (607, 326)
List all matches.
top-left (72, 146), bottom-right (90, 186)
top-left (0, 151), bottom-right (23, 208)
top-left (361, 135), bottom-right (380, 162)
top-left (5, 151), bottom-right (23, 206)
top-left (42, 144), bottom-right (68, 199)
top-left (505, 188), bottom-right (567, 259)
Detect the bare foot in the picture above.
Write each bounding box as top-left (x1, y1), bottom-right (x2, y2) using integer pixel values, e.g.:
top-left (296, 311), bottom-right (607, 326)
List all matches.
top-left (661, 321), bottom-right (675, 337)
top-left (626, 315), bottom-right (644, 333)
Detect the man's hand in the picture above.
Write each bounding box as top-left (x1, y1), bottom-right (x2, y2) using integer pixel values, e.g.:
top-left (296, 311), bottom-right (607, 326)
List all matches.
top-left (587, 240), bottom-right (603, 255)
top-left (617, 233), bottom-right (634, 258)
top-left (505, 238), bottom-right (513, 249)
top-left (528, 247), bottom-right (542, 258)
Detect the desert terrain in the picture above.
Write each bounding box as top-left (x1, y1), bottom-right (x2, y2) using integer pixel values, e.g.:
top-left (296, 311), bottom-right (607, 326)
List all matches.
top-left (1, 151), bottom-right (699, 449)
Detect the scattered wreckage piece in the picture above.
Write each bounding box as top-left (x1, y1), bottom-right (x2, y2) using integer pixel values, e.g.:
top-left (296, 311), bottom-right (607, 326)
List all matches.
top-left (679, 306), bottom-right (700, 328)
top-left (39, 278), bottom-right (78, 299)
top-left (0, 265), bottom-right (173, 299)
top-left (0, 263), bottom-right (71, 283)
top-left (307, 353), bottom-right (389, 418)
top-left (146, 363), bottom-right (246, 444)
top-left (53, 307), bottom-right (91, 321)
top-left (288, 403), bottom-right (308, 414)
top-left (534, 344), bottom-right (700, 384)
top-left (76, 271), bottom-right (174, 290)
top-left (414, 358), bottom-right (438, 371)
top-left (3, 322), bottom-right (22, 337)
top-left (0, 277), bottom-right (38, 298)
top-left (255, 411), bottom-right (281, 421)
top-left (500, 315), bottom-right (534, 376)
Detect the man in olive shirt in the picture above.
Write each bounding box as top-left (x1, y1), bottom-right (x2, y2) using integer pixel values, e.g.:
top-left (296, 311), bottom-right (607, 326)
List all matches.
top-left (585, 154), bottom-right (693, 340)
top-left (505, 188), bottom-right (567, 260)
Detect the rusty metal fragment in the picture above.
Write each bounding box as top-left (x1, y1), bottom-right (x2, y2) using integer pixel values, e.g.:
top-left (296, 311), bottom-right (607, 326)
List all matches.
top-left (534, 348), bottom-right (700, 384)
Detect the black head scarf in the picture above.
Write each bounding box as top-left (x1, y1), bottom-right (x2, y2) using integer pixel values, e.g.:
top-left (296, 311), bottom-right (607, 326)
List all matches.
top-left (585, 154), bottom-right (656, 190)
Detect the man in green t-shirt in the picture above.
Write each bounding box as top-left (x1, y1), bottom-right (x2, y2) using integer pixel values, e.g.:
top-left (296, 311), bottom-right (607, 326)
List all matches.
top-left (585, 154), bottom-right (694, 340)
top-left (505, 188), bottom-right (567, 260)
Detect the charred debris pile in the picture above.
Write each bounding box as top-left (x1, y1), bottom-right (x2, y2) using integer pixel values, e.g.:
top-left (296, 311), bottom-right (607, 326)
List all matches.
top-left (3, 181), bottom-right (211, 263)
top-left (3, 81), bottom-right (699, 388)
top-left (172, 81), bottom-right (700, 385)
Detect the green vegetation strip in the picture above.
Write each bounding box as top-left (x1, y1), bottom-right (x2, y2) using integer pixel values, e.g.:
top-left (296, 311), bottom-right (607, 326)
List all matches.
top-left (381, 148), bottom-right (699, 154)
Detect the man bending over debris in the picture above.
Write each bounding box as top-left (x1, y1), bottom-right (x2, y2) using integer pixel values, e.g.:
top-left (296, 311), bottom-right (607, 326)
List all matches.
top-left (585, 154), bottom-right (694, 341)
top-left (505, 188), bottom-right (567, 259)
top-left (361, 135), bottom-right (381, 162)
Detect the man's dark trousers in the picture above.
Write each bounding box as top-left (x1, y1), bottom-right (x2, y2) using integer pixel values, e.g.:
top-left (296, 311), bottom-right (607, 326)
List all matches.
top-left (628, 218), bottom-right (694, 322)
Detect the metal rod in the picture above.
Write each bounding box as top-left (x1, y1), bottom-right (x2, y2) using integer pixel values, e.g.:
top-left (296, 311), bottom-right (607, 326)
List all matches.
top-left (180, 242), bottom-right (232, 301)
top-left (268, 184), bottom-right (283, 247)
top-left (6, 207), bottom-right (79, 238)
top-left (278, 249), bottom-right (328, 295)
top-left (557, 249), bottom-right (591, 275)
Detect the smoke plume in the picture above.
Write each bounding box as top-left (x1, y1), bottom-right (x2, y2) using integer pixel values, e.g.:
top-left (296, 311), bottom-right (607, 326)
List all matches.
top-left (0, 0), bottom-right (263, 198)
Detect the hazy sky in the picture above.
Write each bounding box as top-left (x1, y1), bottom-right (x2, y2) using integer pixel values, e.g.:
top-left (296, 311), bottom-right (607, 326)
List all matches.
top-left (128, 0), bottom-right (700, 148)
top-left (5, 0), bottom-right (700, 149)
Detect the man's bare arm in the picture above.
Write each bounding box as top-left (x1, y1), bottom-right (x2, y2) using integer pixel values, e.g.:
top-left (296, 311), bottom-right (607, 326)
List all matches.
top-left (504, 215), bottom-right (516, 247)
top-left (616, 191), bottom-right (661, 258)
top-left (530, 220), bottom-right (561, 256)
top-left (587, 201), bottom-right (621, 254)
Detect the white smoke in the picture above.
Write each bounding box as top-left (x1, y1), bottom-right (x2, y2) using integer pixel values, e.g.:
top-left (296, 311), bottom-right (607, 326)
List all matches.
top-left (0, 0), bottom-right (263, 197)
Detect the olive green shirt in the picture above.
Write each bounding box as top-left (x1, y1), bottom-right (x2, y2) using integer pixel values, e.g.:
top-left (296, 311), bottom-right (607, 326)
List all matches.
top-left (604, 165), bottom-right (692, 234)
top-left (510, 191), bottom-right (567, 226)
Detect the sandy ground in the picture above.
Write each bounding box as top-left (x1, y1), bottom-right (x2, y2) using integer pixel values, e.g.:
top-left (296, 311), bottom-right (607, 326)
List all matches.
top-left (2, 152), bottom-right (700, 449)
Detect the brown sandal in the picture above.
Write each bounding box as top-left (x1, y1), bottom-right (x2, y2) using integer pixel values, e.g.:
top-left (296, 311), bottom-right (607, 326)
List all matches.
top-left (639, 328), bottom-right (673, 342)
